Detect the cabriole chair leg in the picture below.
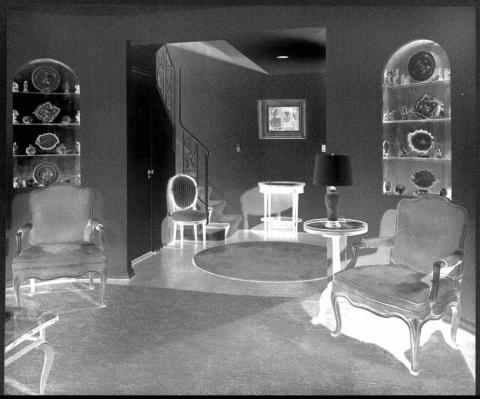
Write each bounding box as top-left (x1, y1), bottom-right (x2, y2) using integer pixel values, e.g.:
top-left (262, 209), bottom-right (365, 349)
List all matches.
top-left (407, 318), bottom-right (422, 376)
top-left (330, 291), bottom-right (342, 337)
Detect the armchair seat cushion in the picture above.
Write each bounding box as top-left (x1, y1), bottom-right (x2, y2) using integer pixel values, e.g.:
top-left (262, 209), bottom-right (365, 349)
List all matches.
top-left (13, 242), bottom-right (107, 270)
top-left (171, 210), bottom-right (206, 222)
top-left (333, 264), bottom-right (457, 315)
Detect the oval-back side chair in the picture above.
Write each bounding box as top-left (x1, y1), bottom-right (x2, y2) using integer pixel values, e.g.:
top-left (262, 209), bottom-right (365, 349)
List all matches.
top-left (166, 174), bottom-right (207, 248)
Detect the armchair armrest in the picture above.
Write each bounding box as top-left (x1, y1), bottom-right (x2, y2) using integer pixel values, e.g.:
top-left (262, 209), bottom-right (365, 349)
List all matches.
top-left (428, 249), bottom-right (464, 302)
top-left (346, 236), bottom-right (395, 270)
top-left (15, 223), bottom-right (33, 256)
top-left (84, 218), bottom-right (106, 252)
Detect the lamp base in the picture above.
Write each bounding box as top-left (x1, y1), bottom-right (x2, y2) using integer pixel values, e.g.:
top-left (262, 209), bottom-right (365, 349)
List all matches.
top-left (325, 219), bottom-right (342, 228)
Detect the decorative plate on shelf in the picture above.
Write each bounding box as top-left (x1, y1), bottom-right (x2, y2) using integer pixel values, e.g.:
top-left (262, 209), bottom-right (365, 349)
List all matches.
top-left (411, 169), bottom-right (436, 188)
top-left (408, 51), bottom-right (436, 82)
top-left (407, 129), bottom-right (435, 156)
top-left (33, 162), bottom-right (59, 186)
top-left (413, 94), bottom-right (444, 119)
top-left (35, 132), bottom-right (60, 151)
top-left (31, 65), bottom-right (61, 93)
top-left (33, 102), bottom-right (61, 123)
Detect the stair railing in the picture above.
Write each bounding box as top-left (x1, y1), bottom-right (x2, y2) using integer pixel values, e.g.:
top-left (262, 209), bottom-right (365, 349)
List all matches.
top-left (178, 68), bottom-right (210, 221)
top-left (156, 45), bottom-right (210, 221)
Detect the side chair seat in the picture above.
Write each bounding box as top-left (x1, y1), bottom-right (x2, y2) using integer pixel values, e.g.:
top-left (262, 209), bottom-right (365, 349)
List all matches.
top-left (171, 209), bottom-right (207, 222)
top-left (334, 264), bottom-right (458, 317)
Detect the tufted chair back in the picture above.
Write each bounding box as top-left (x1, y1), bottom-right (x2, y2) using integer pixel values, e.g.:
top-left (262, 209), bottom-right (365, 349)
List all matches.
top-left (29, 184), bottom-right (93, 245)
top-left (391, 195), bottom-right (468, 274)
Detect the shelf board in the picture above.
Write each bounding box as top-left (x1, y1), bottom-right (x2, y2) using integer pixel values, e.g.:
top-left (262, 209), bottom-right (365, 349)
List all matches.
top-left (12, 91), bottom-right (79, 95)
top-left (383, 156), bottom-right (450, 161)
top-left (14, 154), bottom-right (80, 157)
top-left (13, 123), bottom-right (80, 126)
top-left (383, 79), bottom-right (450, 88)
top-left (383, 118), bottom-right (450, 124)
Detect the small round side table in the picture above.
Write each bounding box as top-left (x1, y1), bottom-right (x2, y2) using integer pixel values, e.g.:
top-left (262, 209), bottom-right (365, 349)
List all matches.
top-left (304, 218), bottom-right (368, 325)
top-left (303, 218), bottom-right (368, 276)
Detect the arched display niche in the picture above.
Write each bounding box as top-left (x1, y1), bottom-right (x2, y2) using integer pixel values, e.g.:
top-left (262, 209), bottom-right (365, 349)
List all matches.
top-left (382, 40), bottom-right (451, 199)
top-left (12, 58), bottom-right (80, 189)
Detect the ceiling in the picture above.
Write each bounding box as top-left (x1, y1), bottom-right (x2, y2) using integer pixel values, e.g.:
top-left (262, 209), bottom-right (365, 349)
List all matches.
top-left (168, 27), bottom-right (326, 76)
top-left (224, 27), bottom-right (326, 75)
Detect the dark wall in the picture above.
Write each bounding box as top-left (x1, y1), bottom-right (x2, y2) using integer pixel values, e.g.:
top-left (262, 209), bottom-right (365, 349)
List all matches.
top-left (5, 5), bottom-right (475, 326)
top-left (175, 49), bottom-right (325, 217)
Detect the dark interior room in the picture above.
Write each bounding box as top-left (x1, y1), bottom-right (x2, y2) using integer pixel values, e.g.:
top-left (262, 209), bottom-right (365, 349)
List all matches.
top-left (1, 0), bottom-right (478, 395)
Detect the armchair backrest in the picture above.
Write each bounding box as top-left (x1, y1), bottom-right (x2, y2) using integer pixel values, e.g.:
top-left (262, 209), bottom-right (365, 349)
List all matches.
top-left (390, 195), bottom-right (468, 273)
top-left (29, 184), bottom-right (93, 245)
top-left (166, 174), bottom-right (198, 215)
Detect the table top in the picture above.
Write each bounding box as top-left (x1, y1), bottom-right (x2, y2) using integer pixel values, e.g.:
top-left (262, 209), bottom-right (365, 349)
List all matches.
top-left (303, 218), bottom-right (368, 236)
top-left (258, 181), bottom-right (305, 193)
top-left (5, 307), bottom-right (59, 351)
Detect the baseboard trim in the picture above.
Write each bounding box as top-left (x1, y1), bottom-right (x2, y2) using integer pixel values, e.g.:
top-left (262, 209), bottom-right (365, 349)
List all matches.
top-left (131, 251), bottom-right (154, 267)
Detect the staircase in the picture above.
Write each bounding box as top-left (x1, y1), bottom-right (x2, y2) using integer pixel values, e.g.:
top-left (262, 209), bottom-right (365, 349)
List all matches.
top-left (156, 44), bottom-right (242, 244)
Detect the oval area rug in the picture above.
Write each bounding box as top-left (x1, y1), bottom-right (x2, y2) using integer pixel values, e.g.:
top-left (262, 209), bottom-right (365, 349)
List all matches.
top-left (193, 241), bottom-right (327, 283)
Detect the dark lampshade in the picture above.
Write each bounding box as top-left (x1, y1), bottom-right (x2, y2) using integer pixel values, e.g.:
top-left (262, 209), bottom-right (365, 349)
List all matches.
top-left (313, 153), bottom-right (353, 186)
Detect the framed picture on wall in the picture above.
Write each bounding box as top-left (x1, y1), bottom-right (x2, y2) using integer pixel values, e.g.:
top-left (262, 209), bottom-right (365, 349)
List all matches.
top-left (258, 99), bottom-right (306, 139)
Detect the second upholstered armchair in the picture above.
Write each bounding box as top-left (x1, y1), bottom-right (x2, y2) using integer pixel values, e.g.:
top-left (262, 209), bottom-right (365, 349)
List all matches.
top-left (330, 195), bottom-right (468, 375)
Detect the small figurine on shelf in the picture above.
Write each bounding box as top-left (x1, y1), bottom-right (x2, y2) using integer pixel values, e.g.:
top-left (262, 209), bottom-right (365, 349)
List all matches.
top-left (400, 106), bottom-right (409, 120)
top-left (435, 149), bottom-right (443, 158)
top-left (21, 178), bottom-right (27, 188)
top-left (64, 82), bottom-right (70, 93)
top-left (395, 184), bottom-right (406, 195)
top-left (75, 175), bottom-right (81, 186)
top-left (75, 110), bottom-right (80, 124)
top-left (383, 110), bottom-right (395, 121)
top-left (439, 188), bottom-right (448, 197)
top-left (437, 67), bottom-right (444, 80)
top-left (23, 81), bottom-right (29, 92)
top-left (393, 69), bottom-right (401, 85)
top-left (56, 143), bottom-right (67, 154)
top-left (25, 144), bottom-right (36, 155)
top-left (382, 140), bottom-right (390, 158)
top-left (400, 74), bottom-right (406, 84)
top-left (12, 82), bottom-right (19, 92)
top-left (22, 116), bottom-right (33, 124)
top-left (400, 148), bottom-right (408, 157)
top-left (433, 103), bottom-right (446, 118)
top-left (384, 180), bottom-right (392, 192)
top-left (12, 109), bottom-right (19, 124)
top-left (74, 84), bottom-right (80, 93)
top-left (27, 178), bottom-right (36, 187)
top-left (75, 141), bottom-right (81, 153)
top-left (13, 177), bottom-right (20, 189)
top-left (444, 68), bottom-right (450, 80)
top-left (61, 116), bottom-right (72, 124)
top-left (12, 142), bottom-right (18, 155)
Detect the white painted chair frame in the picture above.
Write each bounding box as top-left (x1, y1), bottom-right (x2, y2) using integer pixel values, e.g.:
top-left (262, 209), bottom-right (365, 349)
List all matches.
top-left (167, 174), bottom-right (207, 249)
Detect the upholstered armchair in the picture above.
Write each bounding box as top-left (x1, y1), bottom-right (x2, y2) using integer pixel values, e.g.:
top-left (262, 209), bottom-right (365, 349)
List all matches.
top-left (330, 195), bottom-right (468, 375)
top-left (12, 184), bottom-right (107, 307)
top-left (166, 174), bottom-right (207, 248)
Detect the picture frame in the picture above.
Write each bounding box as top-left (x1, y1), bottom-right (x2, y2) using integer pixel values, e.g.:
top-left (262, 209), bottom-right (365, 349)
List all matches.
top-left (258, 99), bottom-right (306, 139)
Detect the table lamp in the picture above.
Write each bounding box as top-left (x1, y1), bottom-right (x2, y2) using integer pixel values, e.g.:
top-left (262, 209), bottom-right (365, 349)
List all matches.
top-left (313, 153), bottom-right (352, 228)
